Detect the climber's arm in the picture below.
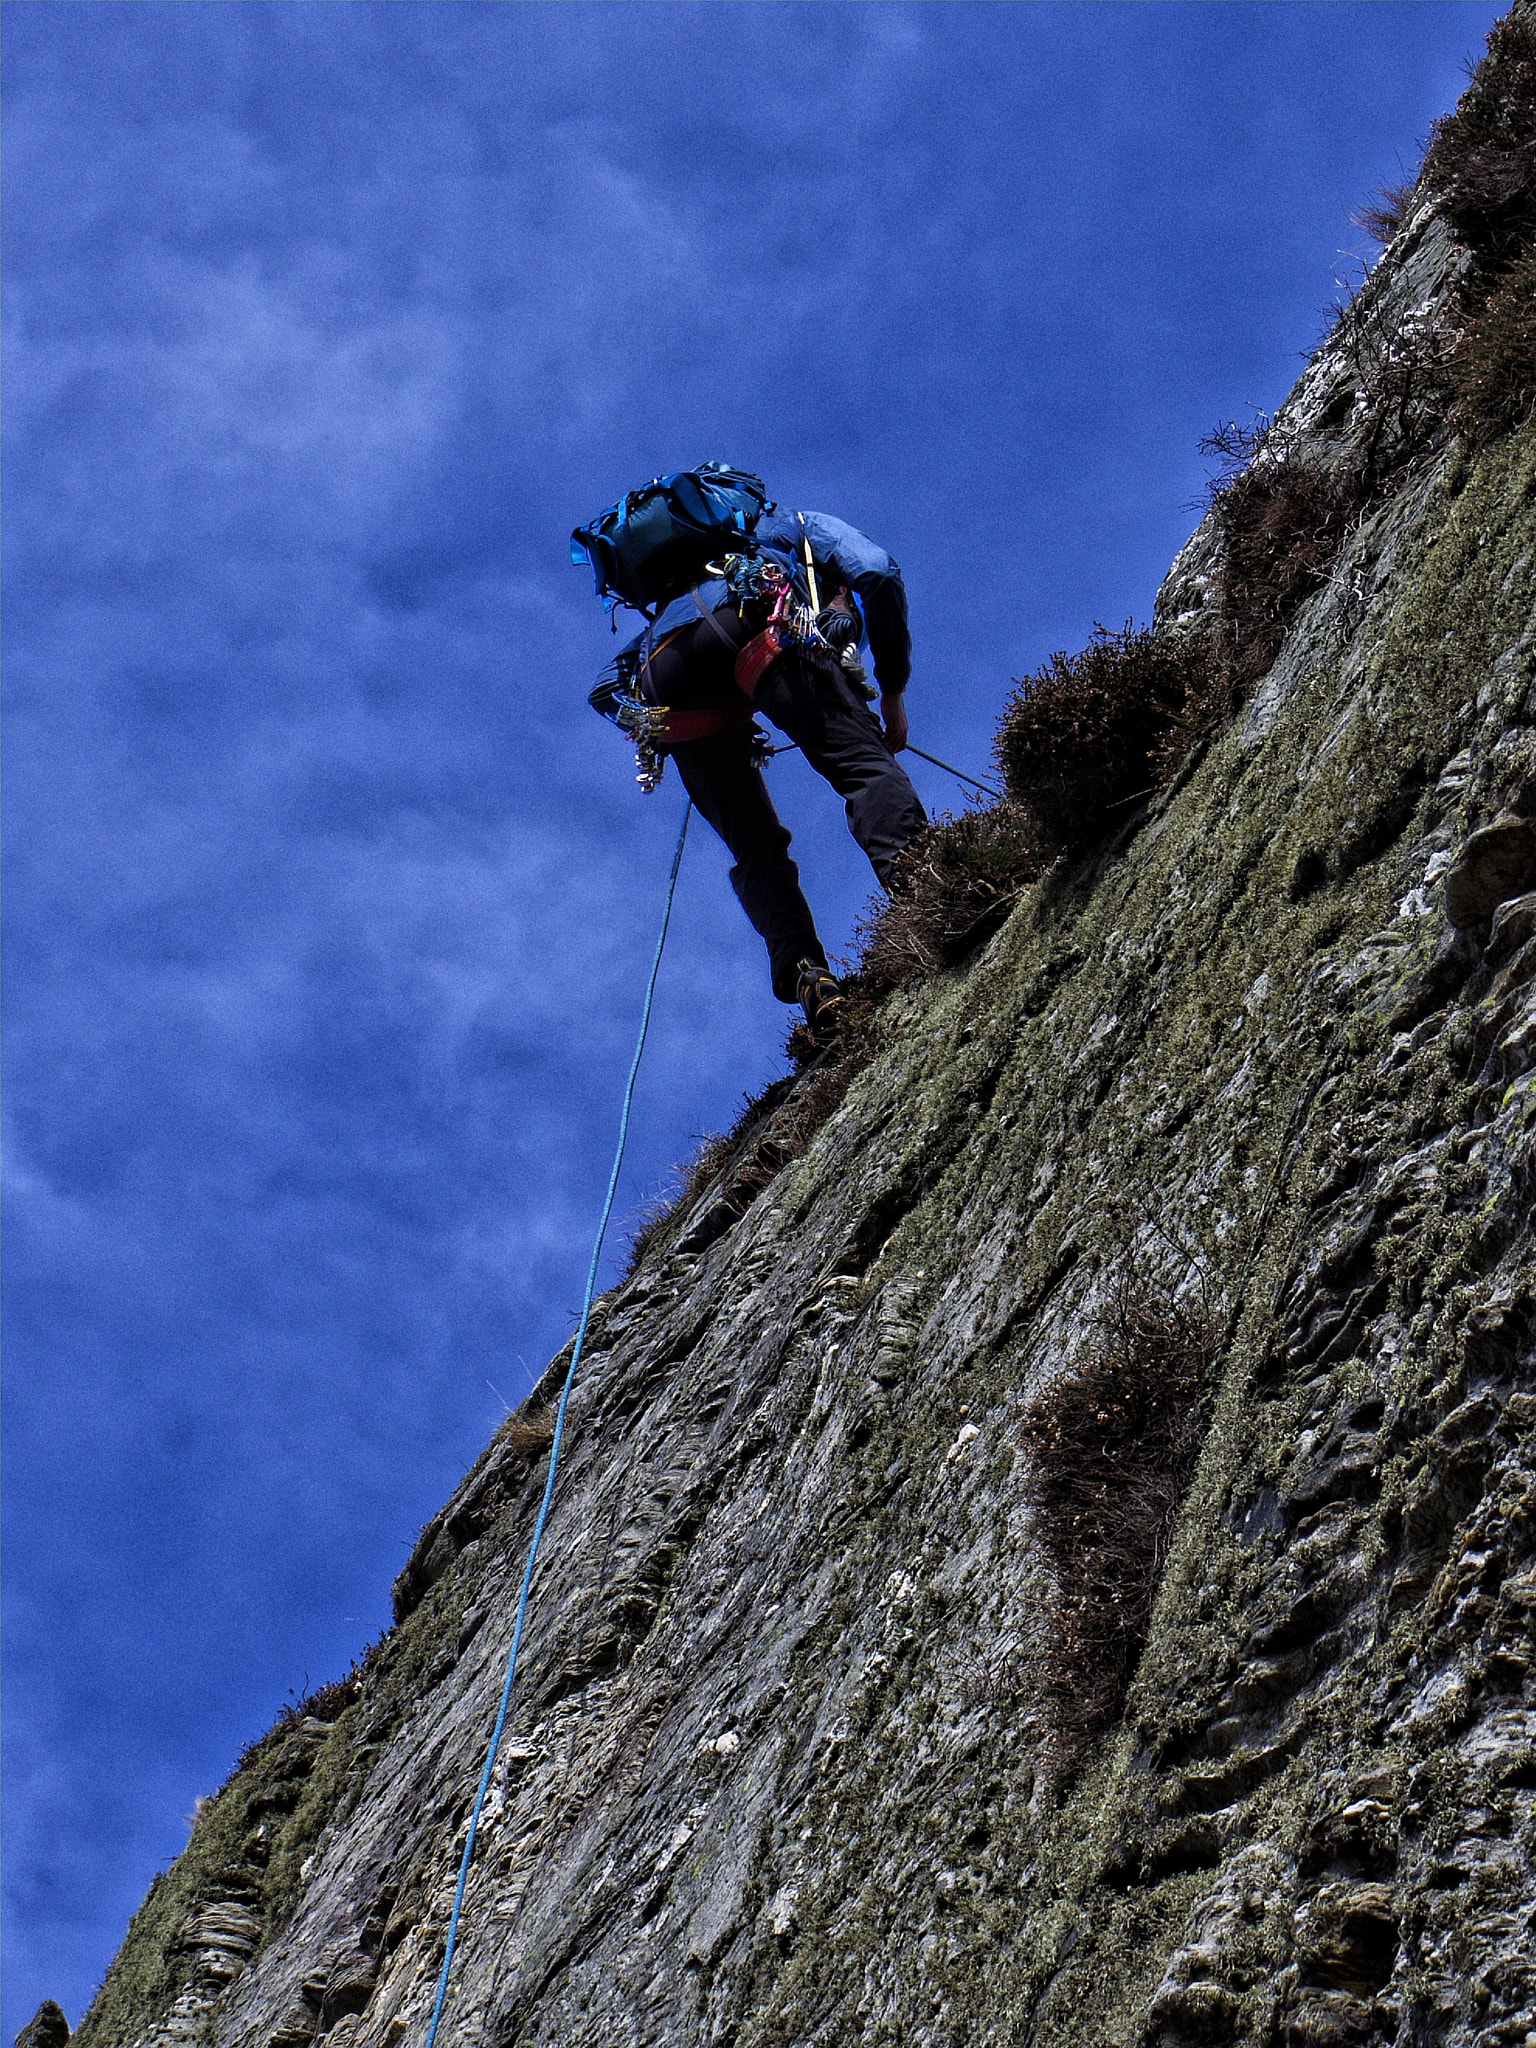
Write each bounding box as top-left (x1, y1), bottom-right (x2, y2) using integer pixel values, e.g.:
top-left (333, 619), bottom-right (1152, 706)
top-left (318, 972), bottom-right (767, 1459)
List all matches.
top-left (795, 511), bottom-right (912, 697)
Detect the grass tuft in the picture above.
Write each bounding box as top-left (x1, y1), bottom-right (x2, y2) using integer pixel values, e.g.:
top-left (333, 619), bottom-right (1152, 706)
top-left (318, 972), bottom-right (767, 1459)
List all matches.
top-left (494, 1406), bottom-right (558, 1461)
top-left (624, 1128), bottom-right (738, 1272)
top-left (1351, 182), bottom-right (1418, 247)
top-left (230, 1627), bottom-right (394, 1769)
top-left (621, 1087), bottom-right (790, 1275)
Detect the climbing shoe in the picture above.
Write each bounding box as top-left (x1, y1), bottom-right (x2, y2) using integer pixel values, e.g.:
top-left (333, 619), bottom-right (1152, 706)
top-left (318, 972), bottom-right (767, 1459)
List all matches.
top-left (796, 958), bottom-right (845, 1043)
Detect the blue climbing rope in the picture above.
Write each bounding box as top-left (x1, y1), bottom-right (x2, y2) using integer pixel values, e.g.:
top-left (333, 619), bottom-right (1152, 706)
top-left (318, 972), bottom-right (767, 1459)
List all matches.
top-left (423, 799), bottom-right (693, 2048)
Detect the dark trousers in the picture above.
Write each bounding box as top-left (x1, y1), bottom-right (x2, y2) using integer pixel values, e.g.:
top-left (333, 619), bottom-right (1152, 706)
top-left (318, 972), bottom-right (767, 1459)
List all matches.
top-left (670, 654), bottom-right (927, 1002)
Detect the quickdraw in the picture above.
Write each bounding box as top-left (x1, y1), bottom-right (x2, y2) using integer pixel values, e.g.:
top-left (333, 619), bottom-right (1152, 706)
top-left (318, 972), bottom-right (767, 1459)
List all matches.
top-left (612, 694), bottom-right (672, 793)
top-left (613, 695), bottom-right (755, 793)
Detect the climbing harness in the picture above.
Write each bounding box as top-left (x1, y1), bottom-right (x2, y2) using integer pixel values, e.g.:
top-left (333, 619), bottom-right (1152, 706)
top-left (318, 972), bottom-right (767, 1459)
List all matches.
top-left (616, 597), bottom-right (759, 788)
top-left (422, 800), bottom-right (693, 2048)
top-left (597, 551), bottom-right (1000, 806)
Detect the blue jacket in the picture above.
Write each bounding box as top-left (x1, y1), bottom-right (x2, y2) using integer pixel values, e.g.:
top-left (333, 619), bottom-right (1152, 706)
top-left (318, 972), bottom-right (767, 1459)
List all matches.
top-left (608, 508), bottom-right (911, 698)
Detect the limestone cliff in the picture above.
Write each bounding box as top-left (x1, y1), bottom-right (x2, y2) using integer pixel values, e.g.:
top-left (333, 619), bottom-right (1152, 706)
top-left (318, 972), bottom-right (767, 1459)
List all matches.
top-left (62, 33), bottom-right (1536, 2048)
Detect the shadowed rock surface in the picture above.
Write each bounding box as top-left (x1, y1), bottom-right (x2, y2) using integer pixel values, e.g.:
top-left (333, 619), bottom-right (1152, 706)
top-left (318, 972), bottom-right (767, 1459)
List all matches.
top-left (16, 2007), bottom-right (71, 2048)
top-left (62, 29), bottom-right (1536, 2048)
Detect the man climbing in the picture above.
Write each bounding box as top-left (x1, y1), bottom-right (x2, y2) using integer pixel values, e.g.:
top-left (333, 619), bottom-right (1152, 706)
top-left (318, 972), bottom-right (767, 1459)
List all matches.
top-left (581, 476), bottom-right (926, 1043)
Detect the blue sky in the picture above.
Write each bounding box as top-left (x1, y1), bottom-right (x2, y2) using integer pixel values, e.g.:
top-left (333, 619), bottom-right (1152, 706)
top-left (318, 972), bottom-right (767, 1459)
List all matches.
top-left (2, 0), bottom-right (1503, 2028)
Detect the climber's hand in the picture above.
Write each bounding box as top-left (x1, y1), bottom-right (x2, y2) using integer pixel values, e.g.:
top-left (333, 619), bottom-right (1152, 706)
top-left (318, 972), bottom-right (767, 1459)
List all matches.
top-left (880, 693), bottom-right (909, 753)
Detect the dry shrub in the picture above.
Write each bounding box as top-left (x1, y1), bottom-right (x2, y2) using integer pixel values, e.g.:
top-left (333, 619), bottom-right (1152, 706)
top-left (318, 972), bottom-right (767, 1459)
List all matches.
top-left (715, 1056), bottom-right (862, 1199)
top-left (1419, 11), bottom-right (1536, 444)
top-left (1301, 10), bottom-right (1536, 462)
top-left (624, 1128), bottom-right (736, 1271)
top-left (1017, 1276), bottom-right (1220, 1781)
top-left (1207, 459), bottom-right (1358, 687)
top-left (1422, 10), bottom-right (1536, 268)
top-left (495, 1406), bottom-right (557, 1460)
top-left (1455, 241), bottom-right (1536, 441)
top-left (1351, 182), bottom-right (1417, 247)
top-left (225, 1626), bottom-right (394, 1780)
top-left (235, 1628), bottom-right (393, 1767)
top-left (853, 802), bottom-right (1045, 998)
top-left (995, 625), bottom-right (1230, 853)
top-left (1199, 414), bottom-right (1271, 473)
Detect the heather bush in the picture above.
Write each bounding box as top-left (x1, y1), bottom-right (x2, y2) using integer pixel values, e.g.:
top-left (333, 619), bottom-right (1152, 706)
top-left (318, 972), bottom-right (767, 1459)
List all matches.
top-left (238, 1626), bottom-right (392, 1763)
top-left (1208, 459), bottom-right (1358, 685)
top-left (1418, 11), bottom-right (1536, 444)
top-left (853, 802), bottom-right (1045, 1000)
top-left (995, 625), bottom-right (1228, 853)
top-left (1455, 243), bottom-right (1536, 442)
top-left (1422, 11), bottom-right (1536, 267)
top-left (1017, 1274), bottom-right (1220, 1779)
top-left (1197, 9), bottom-right (1536, 661)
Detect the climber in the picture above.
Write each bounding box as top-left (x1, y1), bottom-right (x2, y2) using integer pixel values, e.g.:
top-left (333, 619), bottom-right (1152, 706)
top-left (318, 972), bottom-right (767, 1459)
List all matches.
top-left (580, 476), bottom-right (927, 1042)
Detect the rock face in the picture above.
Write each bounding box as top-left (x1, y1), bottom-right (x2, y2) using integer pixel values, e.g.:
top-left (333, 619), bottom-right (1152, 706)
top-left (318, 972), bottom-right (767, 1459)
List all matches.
top-left (16, 2006), bottom-right (71, 2048)
top-left (70, 66), bottom-right (1535, 2048)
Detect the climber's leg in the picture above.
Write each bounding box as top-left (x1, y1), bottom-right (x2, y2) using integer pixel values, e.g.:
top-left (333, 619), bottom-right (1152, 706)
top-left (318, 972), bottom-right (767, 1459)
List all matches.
top-left (754, 655), bottom-right (927, 887)
top-left (670, 728), bottom-right (829, 1002)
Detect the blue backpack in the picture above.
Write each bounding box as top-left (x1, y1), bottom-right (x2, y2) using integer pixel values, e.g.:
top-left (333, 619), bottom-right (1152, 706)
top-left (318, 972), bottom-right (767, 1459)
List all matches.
top-left (571, 463), bottom-right (771, 618)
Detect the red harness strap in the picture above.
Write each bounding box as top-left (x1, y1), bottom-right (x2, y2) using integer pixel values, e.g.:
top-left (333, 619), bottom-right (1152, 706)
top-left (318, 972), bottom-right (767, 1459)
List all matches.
top-left (733, 625), bottom-right (783, 701)
top-left (654, 703), bottom-right (756, 744)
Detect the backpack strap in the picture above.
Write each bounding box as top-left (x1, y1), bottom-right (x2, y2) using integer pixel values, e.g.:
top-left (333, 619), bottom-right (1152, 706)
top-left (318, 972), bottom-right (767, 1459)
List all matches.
top-left (690, 584), bottom-right (739, 650)
top-left (638, 618), bottom-right (689, 704)
top-left (637, 591), bottom-right (740, 708)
